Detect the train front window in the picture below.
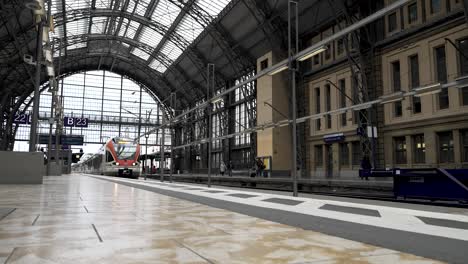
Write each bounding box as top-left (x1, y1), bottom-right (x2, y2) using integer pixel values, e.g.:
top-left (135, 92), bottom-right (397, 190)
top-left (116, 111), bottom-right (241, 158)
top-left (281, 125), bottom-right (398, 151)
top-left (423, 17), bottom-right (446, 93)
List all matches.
top-left (115, 144), bottom-right (137, 160)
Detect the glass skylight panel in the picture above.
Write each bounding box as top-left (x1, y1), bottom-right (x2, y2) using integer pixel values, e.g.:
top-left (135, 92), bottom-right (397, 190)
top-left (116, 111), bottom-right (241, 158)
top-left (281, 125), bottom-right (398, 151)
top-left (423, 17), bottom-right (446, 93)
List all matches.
top-left (63, 0), bottom-right (90, 11)
top-left (117, 19), bottom-right (140, 39)
top-left (175, 15), bottom-right (204, 42)
top-left (66, 19), bottom-right (88, 37)
top-left (131, 48), bottom-right (151, 61)
top-left (148, 59), bottom-right (167, 72)
top-left (151, 0), bottom-right (181, 27)
top-left (90, 17), bottom-right (107, 34)
top-left (138, 27), bottom-right (163, 48)
top-left (95, 0), bottom-right (112, 9)
top-left (68, 42), bottom-right (87, 50)
top-left (126, 0), bottom-right (136, 14)
top-left (196, 0), bottom-right (231, 18)
top-left (135, 0), bottom-right (152, 16)
top-left (50, 25), bottom-right (64, 40)
top-left (161, 41), bottom-right (183, 61)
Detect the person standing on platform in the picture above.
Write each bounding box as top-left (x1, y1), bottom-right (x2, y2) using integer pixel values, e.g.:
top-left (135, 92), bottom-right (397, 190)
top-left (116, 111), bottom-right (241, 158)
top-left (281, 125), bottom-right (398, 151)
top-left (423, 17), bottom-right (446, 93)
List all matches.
top-left (360, 155), bottom-right (371, 181)
top-left (228, 160), bottom-right (233, 177)
top-left (220, 161), bottom-right (227, 176)
top-left (256, 158), bottom-right (265, 177)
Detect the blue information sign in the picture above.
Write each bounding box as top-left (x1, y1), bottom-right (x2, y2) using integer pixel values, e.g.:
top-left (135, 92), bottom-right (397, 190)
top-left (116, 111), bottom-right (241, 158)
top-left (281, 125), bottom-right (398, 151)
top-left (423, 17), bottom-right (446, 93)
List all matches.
top-left (74, 117), bottom-right (89, 128)
top-left (64, 117), bottom-right (75, 127)
top-left (14, 113), bottom-right (30, 124)
top-left (63, 117), bottom-right (89, 128)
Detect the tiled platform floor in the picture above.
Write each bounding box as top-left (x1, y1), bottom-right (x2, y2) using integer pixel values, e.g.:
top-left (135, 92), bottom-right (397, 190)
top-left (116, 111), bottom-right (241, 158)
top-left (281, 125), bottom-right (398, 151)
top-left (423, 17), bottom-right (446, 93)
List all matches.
top-left (0, 175), bottom-right (442, 263)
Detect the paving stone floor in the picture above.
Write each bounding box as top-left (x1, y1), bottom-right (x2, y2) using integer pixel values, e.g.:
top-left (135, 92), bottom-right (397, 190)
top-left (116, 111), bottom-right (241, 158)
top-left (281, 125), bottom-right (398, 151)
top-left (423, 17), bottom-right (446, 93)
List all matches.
top-left (0, 175), bottom-right (443, 264)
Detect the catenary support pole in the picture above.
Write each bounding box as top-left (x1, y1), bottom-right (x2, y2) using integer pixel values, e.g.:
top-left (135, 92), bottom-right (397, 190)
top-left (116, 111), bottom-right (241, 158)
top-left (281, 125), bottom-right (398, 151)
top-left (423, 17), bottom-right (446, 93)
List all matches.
top-left (29, 17), bottom-right (44, 152)
top-left (207, 64), bottom-right (215, 188)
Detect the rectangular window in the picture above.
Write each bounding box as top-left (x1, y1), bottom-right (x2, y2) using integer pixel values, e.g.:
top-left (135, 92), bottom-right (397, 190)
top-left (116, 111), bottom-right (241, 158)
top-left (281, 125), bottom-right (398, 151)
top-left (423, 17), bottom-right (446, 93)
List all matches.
top-left (458, 38), bottom-right (468, 106)
top-left (325, 44), bottom-right (331, 60)
top-left (326, 84), bottom-right (331, 129)
top-left (438, 131), bottom-right (454, 163)
top-left (408, 2), bottom-right (418, 24)
top-left (315, 145), bottom-right (323, 167)
top-left (412, 96), bottom-right (422, 113)
top-left (458, 38), bottom-right (468, 75)
top-left (313, 55), bottom-right (320, 65)
top-left (260, 59), bottom-right (268, 71)
top-left (394, 137), bottom-right (407, 164)
top-left (430, 0), bottom-right (441, 14)
top-left (388, 12), bottom-right (397, 32)
top-left (435, 46), bottom-right (447, 83)
top-left (337, 38), bottom-right (344, 55)
top-left (438, 89), bottom-right (449, 109)
top-left (340, 143), bottom-right (349, 166)
top-left (392, 61), bottom-right (401, 92)
top-left (339, 79), bottom-right (347, 126)
top-left (352, 141), bottom-right (362, 165)
top-left (413, 134), bottom-right (425, 163)
top-left (462, 130), bottom-right (468, 162)
top-left (409, 55), bottom-right (421, 114)
top-left (394, 101), bottom-right (403, 117)
top-left (462, 87), bottom-right (468, 106)
top-left (409, 55), bottom-right (420, 88)
top-left (315, 88), bottom-right (321, 130)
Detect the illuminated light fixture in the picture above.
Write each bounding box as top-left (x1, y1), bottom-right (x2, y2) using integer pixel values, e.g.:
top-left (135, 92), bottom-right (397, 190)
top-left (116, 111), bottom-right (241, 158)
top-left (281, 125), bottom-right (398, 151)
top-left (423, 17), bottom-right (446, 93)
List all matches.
top-left (211, 97), bottom-right (223, 104)
top-left (46, 65), bottom-right (55, 77)
top-left (454, 75), bottom-right (468, 89)
top-left (352, 103), bottom-right (373, 111)
top-left (413, 83), bottom-right (442, 97)
top-left (297, 45), bottom-right (327, 62)
top-left (43, 47), bottom-right (52, 63)
top-left (267, 65), bottom-right (288, 76)
top-left (116, 162), bottom-right (120, 166)
top-left (379, 91), bottom-right (404, 104)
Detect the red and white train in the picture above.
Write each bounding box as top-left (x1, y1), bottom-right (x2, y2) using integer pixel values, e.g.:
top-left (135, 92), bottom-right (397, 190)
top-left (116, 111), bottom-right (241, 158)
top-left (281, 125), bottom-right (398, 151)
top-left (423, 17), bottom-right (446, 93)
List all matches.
top-left (74, 137), bottom-right (141, 178)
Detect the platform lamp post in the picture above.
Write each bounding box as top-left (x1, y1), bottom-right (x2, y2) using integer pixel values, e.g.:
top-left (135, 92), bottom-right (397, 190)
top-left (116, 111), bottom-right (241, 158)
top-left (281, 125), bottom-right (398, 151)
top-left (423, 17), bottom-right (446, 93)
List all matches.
top-left (288, 0), bottom-right (299, 197)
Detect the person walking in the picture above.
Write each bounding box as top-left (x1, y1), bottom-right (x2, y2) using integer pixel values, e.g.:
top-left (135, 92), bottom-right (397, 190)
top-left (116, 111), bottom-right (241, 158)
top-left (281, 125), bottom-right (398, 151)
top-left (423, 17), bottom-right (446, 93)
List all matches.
top-left (220, 161), bottom-right (227, 176)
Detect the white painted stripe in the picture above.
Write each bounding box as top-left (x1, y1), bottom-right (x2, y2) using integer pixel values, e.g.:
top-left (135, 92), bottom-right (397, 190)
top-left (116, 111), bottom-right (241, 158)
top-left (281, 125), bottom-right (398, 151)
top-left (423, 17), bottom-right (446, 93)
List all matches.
top-left (87, 174), bottom-right (468, 241)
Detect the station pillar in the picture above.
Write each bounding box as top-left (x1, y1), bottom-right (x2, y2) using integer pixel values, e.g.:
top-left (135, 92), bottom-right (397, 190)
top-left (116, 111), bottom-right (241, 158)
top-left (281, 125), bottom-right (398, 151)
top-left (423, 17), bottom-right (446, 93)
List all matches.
top-left (256, 51), bottom-right (291, 177)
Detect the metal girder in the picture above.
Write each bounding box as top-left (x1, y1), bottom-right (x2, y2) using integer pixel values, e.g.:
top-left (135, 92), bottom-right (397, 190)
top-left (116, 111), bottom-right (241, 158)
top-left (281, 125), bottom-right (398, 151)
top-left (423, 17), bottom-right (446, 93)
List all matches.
top-left (51, 8), bottom-right (226, 85)
top-left (9, 50), bottom-right (191, 109)
top-left (241, 0), bottom-right (287, 57)
top-left (129, 0), bottom-right (160, 53)
top-left (168, 0), bottom-right (254, 75)
top-left (60, 0), bottom-right (68, 56)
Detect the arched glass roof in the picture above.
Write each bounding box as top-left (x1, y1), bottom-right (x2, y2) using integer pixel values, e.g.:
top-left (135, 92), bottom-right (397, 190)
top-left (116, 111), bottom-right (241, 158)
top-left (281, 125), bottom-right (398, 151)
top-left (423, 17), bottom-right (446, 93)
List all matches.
top-left (50, 0), bottom-right (232, 73)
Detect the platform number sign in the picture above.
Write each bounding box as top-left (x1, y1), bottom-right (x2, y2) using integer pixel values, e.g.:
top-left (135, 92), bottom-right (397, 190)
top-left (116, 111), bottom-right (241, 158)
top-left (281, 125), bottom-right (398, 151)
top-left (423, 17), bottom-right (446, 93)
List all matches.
top-left (64, 117), bottom-right (75, 127)
top-left (75, 117), bottom-right (88, 128)
top-left (64, 117), bottom-right (89, 128)
top-left (14, 113), bottom-right (30, 124)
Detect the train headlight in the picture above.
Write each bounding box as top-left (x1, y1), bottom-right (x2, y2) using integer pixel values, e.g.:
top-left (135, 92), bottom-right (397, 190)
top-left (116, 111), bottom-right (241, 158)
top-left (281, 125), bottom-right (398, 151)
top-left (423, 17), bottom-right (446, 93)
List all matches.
top-left (116, 162), bottom-right (120, 166)
top-left (132, 162), bottom-right (137, 166)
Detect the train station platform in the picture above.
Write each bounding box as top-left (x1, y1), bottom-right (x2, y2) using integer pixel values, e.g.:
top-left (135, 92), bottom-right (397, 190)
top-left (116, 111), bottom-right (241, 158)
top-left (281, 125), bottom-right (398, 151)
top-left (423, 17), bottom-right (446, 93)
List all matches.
top-left (0, 174), bottom-right (467, 263)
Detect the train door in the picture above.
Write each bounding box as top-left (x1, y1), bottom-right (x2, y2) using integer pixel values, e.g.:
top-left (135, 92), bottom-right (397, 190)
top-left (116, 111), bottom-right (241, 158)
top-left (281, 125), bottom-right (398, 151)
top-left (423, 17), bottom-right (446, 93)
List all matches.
top-left (325, 144), bottom-right (333, 178)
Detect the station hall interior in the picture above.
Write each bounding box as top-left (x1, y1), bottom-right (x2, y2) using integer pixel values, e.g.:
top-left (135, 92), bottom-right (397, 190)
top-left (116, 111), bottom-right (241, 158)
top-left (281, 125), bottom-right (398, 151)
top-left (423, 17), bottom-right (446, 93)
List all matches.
top-left (1, 0), bottom-right (468, 263)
